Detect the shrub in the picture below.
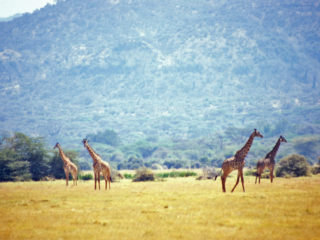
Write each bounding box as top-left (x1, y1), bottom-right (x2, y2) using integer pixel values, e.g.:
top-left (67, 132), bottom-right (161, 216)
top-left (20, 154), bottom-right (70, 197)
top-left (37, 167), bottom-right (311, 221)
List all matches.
top-left (177, 171), bottom-right (197, 177)
top-left (276, 154), bottom-right (311, 177)
top-left (311, 165), bottom-right (320, 175)
top-left (133, 167), bottom-right (155, 182)
top-left (244, 168), bottom-right (256, 176)
top-left (156, 171), bottom-right (197, 178)
top-left (123, 173), bottom-right (134, 179)
top-left (312, 157), bottom-right (320, 175)
top-left (79, 169), bottom-right (123, 182)
top-left (244, 168), bottom-right (271, 178)
top-left (79, 173), bottom-right (93, 180)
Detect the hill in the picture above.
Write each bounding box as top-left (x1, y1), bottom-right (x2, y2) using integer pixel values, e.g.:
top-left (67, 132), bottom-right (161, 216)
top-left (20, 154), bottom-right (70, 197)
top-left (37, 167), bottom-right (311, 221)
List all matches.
top-left (0, 0), bottom-right (319, 165)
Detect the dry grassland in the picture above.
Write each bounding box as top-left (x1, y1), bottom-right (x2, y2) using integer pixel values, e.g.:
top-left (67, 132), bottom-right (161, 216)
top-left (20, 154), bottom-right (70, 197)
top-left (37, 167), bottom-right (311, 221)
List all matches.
top-left (1, 174), bottom-right (320, 240)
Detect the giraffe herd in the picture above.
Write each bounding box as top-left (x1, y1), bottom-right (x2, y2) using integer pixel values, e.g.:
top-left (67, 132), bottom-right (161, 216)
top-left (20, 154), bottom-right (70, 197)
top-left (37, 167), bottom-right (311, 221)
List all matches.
top-left (54, 129), bottom-right (287, 192)
top-left (214, 129), bottom-right (286, 192)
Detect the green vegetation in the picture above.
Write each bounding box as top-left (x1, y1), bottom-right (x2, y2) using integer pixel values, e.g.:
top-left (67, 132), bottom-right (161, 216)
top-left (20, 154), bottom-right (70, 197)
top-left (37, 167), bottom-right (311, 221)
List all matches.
top-left (276, 154), bottom-right (311, 177)
top-left (133, 167), bottom-right (155, 182)
top-left (0, 133), bottom-right (50, 181)
top-left (293, 136), bottom-right (320, 162)
top-left (0, 132), bottom-right (80, 182)
top-left (0, 0), bottom-right (319, 150)
top-left (50, 151), bottom-right (79, 179)
top-left (1, 130), bottom-right (320, 182)
top-left (311, 164), bottom-right (320, 175)
top-left (123, 173), bottom-right (134, 179)
top-left (78, 173), bottom-right (93, 181)
top-left (156, 171), bottom-right (197, 178)
top-left (87, 129), bottom-right (121, 147)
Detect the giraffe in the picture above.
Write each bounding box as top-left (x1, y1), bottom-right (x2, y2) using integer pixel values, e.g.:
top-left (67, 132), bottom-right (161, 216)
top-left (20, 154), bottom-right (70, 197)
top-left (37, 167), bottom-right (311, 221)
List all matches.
top-left (82, 139), bottom-right (111, 190)
top-left (255, 135), bottom-right (287, 184)
top-left (53, 142), bottom-right (78, 186)
top-left (215, 129), bottom-right (263, 192)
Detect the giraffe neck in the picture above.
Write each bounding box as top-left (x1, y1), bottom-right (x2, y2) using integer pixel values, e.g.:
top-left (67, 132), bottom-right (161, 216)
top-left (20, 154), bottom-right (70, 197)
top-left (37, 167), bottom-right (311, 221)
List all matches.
top-left (235, 133), bottom-right (255, 161)
top-left (84, 144), bottom-right (100, 163)
top-left (265, 138), bottom-right (281, 161)
top-left (57, 146), bottom-right (69, 164)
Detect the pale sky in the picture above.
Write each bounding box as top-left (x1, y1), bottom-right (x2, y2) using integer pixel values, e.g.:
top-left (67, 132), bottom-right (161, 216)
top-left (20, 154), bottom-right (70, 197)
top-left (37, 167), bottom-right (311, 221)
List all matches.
top-left (0, 0), bottom-right (56, 18)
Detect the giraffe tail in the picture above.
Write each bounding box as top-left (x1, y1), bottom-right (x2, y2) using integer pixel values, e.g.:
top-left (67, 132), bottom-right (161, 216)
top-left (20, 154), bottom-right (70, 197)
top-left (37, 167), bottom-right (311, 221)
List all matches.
top-left (214, 169), bottom-right (222, 181)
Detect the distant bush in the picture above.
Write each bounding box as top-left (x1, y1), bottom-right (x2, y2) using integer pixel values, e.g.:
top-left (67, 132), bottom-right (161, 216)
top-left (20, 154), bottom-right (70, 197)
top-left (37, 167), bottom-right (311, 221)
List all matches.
top-left (123, 173), bottom-right (134, 179)
top-left (156, 171), bottom-right (197, 178)
top-left (117, 156), bottom-right (144, 170)
top-left (311, 165), bottom-right (320, 175)
top-left (276, 154), bottom-right (311, 177)
top-left (312, 157), bottom-right (320, 175)
top-left (87, 129), bottom-right (121, 147)
top-left (311, 157), bottom-right (320, 175)
top-left (79, 173), bottom-right (93, 180)
top-left (244, 168), bottom-right (256, 176)
top-left (244, 168), bottom-right (270, 178)
top-left (133, 167), bottom-right (155, 182)
top-left (163, 160), bottom-right (186, 169)
top-left (79, 169), bottom-right (123, 182)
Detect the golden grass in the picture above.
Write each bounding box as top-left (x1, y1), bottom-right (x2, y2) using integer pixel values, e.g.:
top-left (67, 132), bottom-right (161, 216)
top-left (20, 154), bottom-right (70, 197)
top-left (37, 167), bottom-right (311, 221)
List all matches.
top-left (1, 175), bottom-right (320, 240)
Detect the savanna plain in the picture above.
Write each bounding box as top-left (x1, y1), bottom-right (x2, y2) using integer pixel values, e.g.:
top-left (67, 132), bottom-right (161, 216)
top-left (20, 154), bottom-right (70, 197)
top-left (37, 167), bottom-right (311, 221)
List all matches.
top-left (1, 174), bottom-right (320, 240)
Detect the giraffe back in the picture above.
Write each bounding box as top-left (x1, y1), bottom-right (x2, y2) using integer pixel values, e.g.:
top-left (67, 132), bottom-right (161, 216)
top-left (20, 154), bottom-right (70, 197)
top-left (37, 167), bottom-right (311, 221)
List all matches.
top-left (222, 156), bottom-right (245, 171)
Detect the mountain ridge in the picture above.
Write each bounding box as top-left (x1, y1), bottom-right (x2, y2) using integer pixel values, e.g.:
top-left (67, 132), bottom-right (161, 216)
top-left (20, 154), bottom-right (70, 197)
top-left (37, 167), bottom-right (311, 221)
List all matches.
top-left (0, 0), bottom-right (319, 146)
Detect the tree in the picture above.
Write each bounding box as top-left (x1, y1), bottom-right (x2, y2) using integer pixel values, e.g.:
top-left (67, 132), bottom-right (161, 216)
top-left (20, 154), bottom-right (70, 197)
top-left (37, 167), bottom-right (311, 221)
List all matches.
top-left (276, 154), bottom-right (311, 177)
top-left (0, 148), bottom-right (31, 181)
top-left (0, 132), bottom-right (49, 181)
top-left (50, 150), bottom-right (79, 179)
top-left (87, 129), bottom-right (121, 147)
top-left (27, 137), bottom-right (50, 181)
top-left (293, 136), bottom-right (320, 163)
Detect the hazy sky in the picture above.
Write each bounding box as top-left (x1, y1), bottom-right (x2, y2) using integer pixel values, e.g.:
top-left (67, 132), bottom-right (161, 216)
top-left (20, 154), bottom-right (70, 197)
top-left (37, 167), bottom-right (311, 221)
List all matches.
top-left (0, 0), bottom-right (55, 18)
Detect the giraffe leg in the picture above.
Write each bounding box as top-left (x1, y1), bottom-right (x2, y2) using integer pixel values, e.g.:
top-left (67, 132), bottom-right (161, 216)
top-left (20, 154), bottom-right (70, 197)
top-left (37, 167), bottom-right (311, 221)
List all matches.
top-left (98, 172), bottom-right (101, 190)
top-left (72, 171), bottom-right (77, 186)
top-left (64, 169), bottom-right (69, 186)
top-left (231, 173), bottom-right (240, 192)
top-left (221, 170), bottom-right (231, 193)
top-left (94, 172), bottom-right (97, 190)
top-left (259, 174), bottom-right (261, 184)
top-left (270, 169), bottom-right (274, 183)
top-left (240, 170), bottom-right (245, 192)
top-left (107, 168), bottom-right (111, 190)
top-left (75, 171), bottom-right (78, 186)
top-left (108, 174), bottom-right (111, 190)
top-left (104, 173), bottom-right (109, 190)
top-left (221, 175), bottom-right (226, 192)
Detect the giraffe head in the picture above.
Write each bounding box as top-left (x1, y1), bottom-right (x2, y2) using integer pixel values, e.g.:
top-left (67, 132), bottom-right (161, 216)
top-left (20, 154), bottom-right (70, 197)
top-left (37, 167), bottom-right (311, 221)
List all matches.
top-left (53, 142), bottom-right (60, 149)
top-left (279, 135), bottom-right (287, 143)
top-left (253, 129), bottom-right (263, 138)
top-left (82, 138), bottom-right (88, 147)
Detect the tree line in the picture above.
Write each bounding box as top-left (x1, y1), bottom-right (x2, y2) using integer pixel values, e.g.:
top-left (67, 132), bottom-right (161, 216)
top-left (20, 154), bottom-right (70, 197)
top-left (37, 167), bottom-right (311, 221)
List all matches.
top-left (0, 132), bottom-right (78, 181)
top-left (1, 131), bottom-right (319, 182)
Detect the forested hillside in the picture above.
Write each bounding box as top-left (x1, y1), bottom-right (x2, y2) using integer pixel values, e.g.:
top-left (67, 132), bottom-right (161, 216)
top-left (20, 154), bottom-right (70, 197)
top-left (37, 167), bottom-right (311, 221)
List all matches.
top-left (0, 0), bottom-right (319, 168)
